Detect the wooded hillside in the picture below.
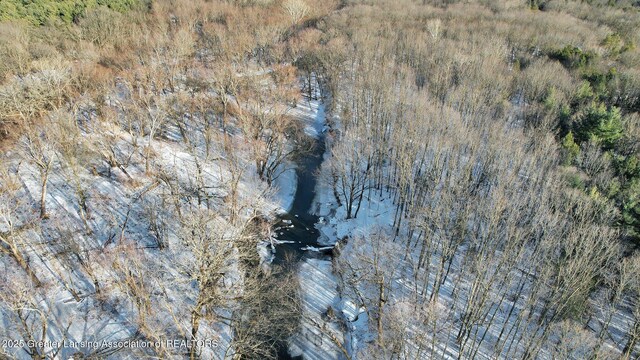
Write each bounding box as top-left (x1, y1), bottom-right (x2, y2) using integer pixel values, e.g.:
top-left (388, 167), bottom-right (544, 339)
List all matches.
top-left (0, 0), bottom-right (639, 359)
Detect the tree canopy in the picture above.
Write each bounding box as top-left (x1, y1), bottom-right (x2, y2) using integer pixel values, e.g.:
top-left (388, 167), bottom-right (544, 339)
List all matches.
top-left (0, 0), bottom-right (143, 25)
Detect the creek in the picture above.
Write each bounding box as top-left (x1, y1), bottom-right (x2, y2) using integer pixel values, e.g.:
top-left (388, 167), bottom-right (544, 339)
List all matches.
top-left (271, 98), bottom-right (333, 359)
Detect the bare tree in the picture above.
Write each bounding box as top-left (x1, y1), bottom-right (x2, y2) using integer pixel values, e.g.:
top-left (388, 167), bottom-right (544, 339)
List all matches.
top-left (20, 126), bottom-right (55, 219)
top-left (622, 254), bottom-right (640, 359)
top-left (0, 164), bottom-right (42, 287)
top-left (0, 273), bottom-right (55, 359)
top-left (178, 209), bottom-right (241, 360)
top-left (282, 0), bottom-right (310, 26)
top-left (121, 74), bottom-right (168, 174)
top-left (236, 73), bottom-right (302, 186)
top-left (323, 130), bottom-right (372, 219)
top-left (335, 227), bottom-right (405, 351)
top-left (225, 268), bottom-right (301, 360)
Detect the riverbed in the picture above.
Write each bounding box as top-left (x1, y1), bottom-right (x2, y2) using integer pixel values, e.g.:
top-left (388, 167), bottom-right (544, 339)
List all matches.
top-left (266, 85), bottom-right (343, 359)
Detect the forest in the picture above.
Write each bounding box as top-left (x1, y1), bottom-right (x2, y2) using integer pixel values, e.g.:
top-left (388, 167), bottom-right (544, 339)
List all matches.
top-left (0, 0), bottom-right (639, 359)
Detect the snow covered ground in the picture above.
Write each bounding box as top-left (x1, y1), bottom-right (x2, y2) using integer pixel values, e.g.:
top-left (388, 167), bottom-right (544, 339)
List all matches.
top-left (305, 181), bottom-right (397, 359)
top-left (292, 91), bottom-right (327, 141)
top-left (303, 171), bottom-right (640, 359)
top-left (313, 189), bottom-right (396, 247)
top-left (2, 122), bottom-right (282, 356)
top-left (0, 67), bottom-right (313, 360)
top-left (270, 75), bottom-right (326, 216)
top-left (272, 166), bottom-right (297, 214)
top-left (288, 258), bottom-right (344, 360)
top-left (288, 82), bottom-right (639, 359)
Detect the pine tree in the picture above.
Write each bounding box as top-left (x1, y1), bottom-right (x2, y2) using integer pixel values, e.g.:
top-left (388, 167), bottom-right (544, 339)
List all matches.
top-left (577, 103), bottom-right (623, 149)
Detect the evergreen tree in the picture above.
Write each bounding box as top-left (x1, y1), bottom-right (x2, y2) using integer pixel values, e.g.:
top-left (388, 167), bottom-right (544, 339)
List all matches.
top-left (576, 102), bottom-right (623, 149)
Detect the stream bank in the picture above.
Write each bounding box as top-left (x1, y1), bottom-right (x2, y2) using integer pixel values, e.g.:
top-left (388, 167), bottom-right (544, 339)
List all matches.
top-left (262, 78), bottom-right (344, 359)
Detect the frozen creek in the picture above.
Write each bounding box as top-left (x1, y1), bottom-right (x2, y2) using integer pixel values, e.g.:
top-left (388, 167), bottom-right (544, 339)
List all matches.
top-left (265, 85), bottom-right (349, 359)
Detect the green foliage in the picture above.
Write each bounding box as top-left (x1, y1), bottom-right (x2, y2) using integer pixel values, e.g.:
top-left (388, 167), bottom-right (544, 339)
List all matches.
top-left (561, 131), bottom-right (580, 165)
top-left (601, 32), bottom-right (634, 56)
top-left (0, 2), bottom-right (21, 21)
top-left (0, 0), bottom-right (141, 26)
top-left (565, 171), bottom-right (585, 189)
top-left (606, 178), bottom-right (621, 198)
top-left (602, 33), bottom-right (624, 55)
top-left (575, 80), bottom-right (594, 102)
top-left (543, 87), bottom-right (559, 110)
top-left (550, 45), bottom-right (595, 69)
top-left (97, 0), bottom-right (138, 12)
top-left (589, 185), bottom-right (602, 200)
top-left (563, 77), bottom-right (640, 239)
top-left (79, 6), bottom-right (123, 46)
top-left (582, 67), bottom-right (617, 100)
top-left (575, 102), bottom-right (623, 149)
top-left (621, 179), bottom-right (640, 237)
top-left (558, 103), bottom-right (572, 131)
top-left (614, 154), bottom-right (640, 179)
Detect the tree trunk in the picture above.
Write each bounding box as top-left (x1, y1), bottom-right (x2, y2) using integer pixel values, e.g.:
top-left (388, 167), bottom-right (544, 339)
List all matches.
top-left (40, 172), bottom-right (49, 219)
top-left (622, 319), bottom-right (639, 359)
top-left (377, 276), bottom-right (385, 348)
top-left (190, 310), bottom-right (201, 360)
top-left (14, 248), bottom-right (42, 287)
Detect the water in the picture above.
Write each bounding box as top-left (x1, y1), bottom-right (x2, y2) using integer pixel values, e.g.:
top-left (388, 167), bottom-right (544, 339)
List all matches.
top-left (272, 113), bottom-right (329, 265)
top-left (272, 101), bottom-right (330, 359)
